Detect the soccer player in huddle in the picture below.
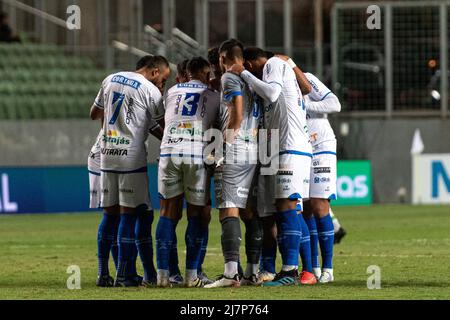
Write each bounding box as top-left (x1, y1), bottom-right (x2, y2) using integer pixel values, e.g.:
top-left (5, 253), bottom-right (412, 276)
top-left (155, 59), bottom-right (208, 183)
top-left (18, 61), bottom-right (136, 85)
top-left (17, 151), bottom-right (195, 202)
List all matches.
top-left (90, 55), bottom-right (170, 287)
top-left (156, 57), bottom-right (221, 287)
top-left (260, 54), bottom-right (342, 283)
top-left (230, 47), bottom-right (312, 286)
top-left (89, 118), bottom-right (163, 287)
top-left (205, 39), bottom-right (263, 288)
top-left (300, 71), bottom-right (341, 283)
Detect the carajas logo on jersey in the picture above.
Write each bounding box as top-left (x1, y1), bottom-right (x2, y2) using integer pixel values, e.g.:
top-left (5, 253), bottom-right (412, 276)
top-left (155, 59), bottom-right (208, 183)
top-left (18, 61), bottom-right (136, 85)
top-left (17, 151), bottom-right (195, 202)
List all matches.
top-left (103, 130), bottom-right (131, 146)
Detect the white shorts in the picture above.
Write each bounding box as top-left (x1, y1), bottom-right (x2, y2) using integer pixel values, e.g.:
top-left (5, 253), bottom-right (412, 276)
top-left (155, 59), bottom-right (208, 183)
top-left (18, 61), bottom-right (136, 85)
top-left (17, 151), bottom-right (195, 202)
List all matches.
top-left (275, 153), bottom-right (311, 200)
top-left (88, 171), bottom-right (101, 208)
top-left (158, 156), bottom-right (208, 206)
top-left (309, 152), bottom-right (337, 200)
top-left (100, 169), bottom-right (151, 208)
top-left (88, 153), bottom-right (101, 209)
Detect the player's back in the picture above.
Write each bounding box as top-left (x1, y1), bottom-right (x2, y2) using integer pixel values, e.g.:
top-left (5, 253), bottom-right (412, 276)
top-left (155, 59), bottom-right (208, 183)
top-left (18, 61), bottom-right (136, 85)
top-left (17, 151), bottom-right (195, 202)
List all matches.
top-left (161, 80), bottom-right (220, 156)
top-left (221, 72), bottom-right (260, 146)
top-left (262, 57), bottom-right (311, 155)
top-left (304, 72), bottom-right (338, 151)
top-left (99, 71), bottom-right (163, 171)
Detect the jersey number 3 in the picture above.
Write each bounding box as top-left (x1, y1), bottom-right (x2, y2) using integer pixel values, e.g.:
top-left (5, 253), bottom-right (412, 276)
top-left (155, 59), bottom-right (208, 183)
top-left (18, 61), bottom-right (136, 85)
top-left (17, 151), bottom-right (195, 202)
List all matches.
top-left (181, 93), bottom-right (200, 116)
top-left (109, 91), bottom-right (125, 125)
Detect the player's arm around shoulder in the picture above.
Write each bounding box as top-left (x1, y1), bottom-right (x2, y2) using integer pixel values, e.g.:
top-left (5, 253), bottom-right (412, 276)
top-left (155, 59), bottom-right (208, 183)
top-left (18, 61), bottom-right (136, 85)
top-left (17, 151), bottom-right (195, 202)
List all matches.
top-left (304, 73), bottom-right (341, 113)
top-left (89, 74), bottom-right (112, 120)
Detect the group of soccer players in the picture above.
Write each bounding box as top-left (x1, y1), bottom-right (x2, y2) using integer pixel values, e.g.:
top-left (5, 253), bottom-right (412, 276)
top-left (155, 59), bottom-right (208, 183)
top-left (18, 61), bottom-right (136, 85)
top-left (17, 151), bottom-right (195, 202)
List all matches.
top-left (88, 38), bottom-right (345, 288)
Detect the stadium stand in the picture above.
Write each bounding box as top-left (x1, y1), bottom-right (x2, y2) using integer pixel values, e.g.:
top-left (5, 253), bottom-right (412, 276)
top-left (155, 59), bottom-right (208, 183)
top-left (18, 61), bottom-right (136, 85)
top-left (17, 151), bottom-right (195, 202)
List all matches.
top-left (0, 43), bottom-right (110, 119)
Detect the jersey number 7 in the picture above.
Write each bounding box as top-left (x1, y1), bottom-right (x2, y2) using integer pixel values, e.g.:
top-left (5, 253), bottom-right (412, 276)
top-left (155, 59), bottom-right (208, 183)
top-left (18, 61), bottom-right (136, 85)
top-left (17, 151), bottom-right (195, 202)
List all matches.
top-left (109, 91), bottom-right (125, 125)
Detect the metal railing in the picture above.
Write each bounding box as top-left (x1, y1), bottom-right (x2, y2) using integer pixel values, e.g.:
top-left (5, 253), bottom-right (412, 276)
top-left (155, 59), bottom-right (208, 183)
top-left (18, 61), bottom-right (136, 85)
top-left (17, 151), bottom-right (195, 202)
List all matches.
top-left (332, 1), bottom-right (449, 118)
top-left (1, 0), bottom-right (80, 53)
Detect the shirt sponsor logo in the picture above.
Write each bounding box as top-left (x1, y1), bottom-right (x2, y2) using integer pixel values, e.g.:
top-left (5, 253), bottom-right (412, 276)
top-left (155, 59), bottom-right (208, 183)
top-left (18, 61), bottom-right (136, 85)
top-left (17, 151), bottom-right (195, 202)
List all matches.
top-left (119, 188), bottom-right (134, 194)
top-left (315, 177), bottom-right (330, 183)
top-left (111, 75), bottom-right (141, 90)
top-left (187, 186), bottom-right (205, 194)
top-left (169, 123), bottom-right (203, 137)
top-left (164, 179), bottom-right (182, 187)
top-left (277, 170), bottom-right (294, 176)
top-left (314, 167), bottom-right (331, 174)
top-left (237, 187), bottom-right (249, 198)
top-left (277, 177), bottom-right (292, 184)
top-left (101, 148), bottom-right (128, 156)
top-left (103, 130), bottom-right (131, 146)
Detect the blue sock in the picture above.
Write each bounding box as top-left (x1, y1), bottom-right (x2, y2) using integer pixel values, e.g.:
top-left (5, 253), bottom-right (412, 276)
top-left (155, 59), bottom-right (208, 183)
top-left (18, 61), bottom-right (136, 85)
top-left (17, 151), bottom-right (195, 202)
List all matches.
top-left (110, 228), bottom-right (119, 270)
top-left (97, 213), bottom-right (120, 276)
top-left (116, 213), bottom-right (137, 279)
top-left (260, 244), bottom-right (277, 274)
top-left (135, 210), bottom-right (156, 282)
top-left (156, 216), bottom-right (175, 271)
top-left (185, 216), bottom-right (202, 271)
top-left (275, 209), bottom-right (302, 268)
top-left (298, 214), bottom-right (312, 273)
top-left (169, 222), bottom-right (181, 277)
top-left (304, 216), bottom-right (320, 269)
top-left (197, 226), bottom-right (209, 273)
top-left (316, 214), bottom-right (334, 269)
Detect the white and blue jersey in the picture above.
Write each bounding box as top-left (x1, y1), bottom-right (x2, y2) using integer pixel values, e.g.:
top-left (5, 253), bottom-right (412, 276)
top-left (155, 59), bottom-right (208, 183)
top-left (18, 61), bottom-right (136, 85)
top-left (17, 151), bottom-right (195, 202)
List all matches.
top-left (303, 72), bottom-right (341, 200)
top-left (95, 71), bottom-right (164, 172)
top-left (304, 72), bottom-right (340, 155)
top-left (160, 79), bottom-right (221, 158)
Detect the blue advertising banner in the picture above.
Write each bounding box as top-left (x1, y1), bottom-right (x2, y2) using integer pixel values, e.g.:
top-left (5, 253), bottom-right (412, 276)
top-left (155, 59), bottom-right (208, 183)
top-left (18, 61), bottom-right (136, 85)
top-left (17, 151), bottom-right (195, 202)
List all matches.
top-left (0, 166), bottom-right (159, 214)
top-left (1, 162), bottom-right (372, 214)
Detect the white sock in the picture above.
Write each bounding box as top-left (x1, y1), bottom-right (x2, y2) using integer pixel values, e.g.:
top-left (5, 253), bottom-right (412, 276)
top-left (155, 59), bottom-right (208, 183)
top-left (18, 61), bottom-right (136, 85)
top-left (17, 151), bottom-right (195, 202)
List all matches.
top-left (281, 265), bottom-right (297, 272)
top-left (313, 267), bottom-right (322, 278)
top-left (185, 269), bottom-right (198, 282)
top-left (244, 263), bottom-right (259, 278)
top-left (157, 269), bottom-right (169, 279)
top-left (224, 261), bottom-right (238, 278)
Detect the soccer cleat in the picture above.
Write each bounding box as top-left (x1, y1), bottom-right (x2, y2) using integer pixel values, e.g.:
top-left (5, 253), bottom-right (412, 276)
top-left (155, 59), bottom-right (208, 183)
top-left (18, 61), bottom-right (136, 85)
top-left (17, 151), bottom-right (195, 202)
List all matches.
top-left (96, 274), bottom-right (114, 287)
top-left (204, 274), bottom-right (240, 288)
top-left (299, 271), bottom-right (317, 285)
top-left (318, 270), bottom-right (334, 283)
top-left (240, 274), bottom-right (263, 286)
top-left (257, 271), bottom-right (276, 283)
top-left (114, 276), bottom-right (141, 287)
top-left (262, 269), bottom-right (298, 287)
top-left (185, 277), bottom-right (205, 288)
top-left (141, 276), bottom-right (157, 288)
top-left (198, 271), bottom-right (214, 285)
top-left (132, 274), bottom-right (143, 285)
top-left (157, 275), bottom-right (172, 288)
top-left (169, 273), bottom-right (184, 286)
top-left (334, 227), bottom-right (347, 244)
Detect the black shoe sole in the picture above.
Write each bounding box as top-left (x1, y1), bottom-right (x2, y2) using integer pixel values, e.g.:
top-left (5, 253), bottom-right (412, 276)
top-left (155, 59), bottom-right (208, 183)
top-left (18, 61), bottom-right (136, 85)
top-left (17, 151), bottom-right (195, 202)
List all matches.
top-left (334, 228), bottom-right (347, 244)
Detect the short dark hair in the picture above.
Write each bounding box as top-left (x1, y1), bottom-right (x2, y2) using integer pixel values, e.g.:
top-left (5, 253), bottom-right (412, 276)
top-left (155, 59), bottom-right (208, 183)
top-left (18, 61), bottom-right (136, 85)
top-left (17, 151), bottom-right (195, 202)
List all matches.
top-left (243, 47), bottom-right (268, 61)
top-left (135, 55), bottom-right (169, 71)
top-left (207, 47), bottom-right (219, 66)
top-left (265, 51), bottom-right (275, 59)
top-left (219, 38), bottom-right (244, 60)
top-left (177, 59), bottom-right (189, 77)
top-left (187, 56), bottom-right (210, 76)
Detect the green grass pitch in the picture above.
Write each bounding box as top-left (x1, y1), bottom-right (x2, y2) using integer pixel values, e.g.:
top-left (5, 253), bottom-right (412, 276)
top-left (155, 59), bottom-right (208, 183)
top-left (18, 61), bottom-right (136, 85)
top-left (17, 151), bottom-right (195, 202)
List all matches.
top-left (0, 205), bottom-right (449, 300)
